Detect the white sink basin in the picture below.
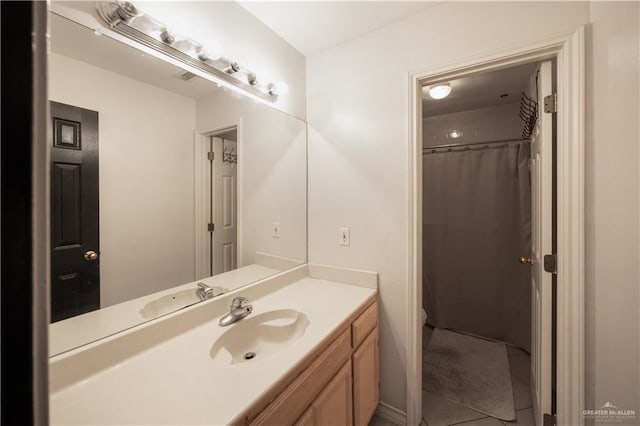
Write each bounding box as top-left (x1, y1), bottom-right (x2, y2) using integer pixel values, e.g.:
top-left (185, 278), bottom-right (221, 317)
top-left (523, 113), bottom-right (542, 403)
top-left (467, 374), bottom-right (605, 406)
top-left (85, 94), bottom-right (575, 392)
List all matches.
top-left (209, 309), bottom-right (310, 364)
top-left (139, 286), bottom-right (227, 319)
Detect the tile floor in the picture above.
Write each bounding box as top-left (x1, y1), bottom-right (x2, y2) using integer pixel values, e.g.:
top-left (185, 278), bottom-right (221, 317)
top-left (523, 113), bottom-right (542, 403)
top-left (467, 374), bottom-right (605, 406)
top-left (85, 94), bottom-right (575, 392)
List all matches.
top-left (369, 414), bottom-right (401, 426)
top-left (422, 326), bottom-right (534, 426)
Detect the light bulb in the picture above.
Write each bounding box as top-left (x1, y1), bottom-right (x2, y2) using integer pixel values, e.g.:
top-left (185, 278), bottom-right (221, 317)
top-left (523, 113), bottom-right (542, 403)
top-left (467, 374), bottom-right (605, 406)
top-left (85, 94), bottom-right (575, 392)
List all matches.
top-left (428, 83), bottom-right (451, 100)
top-left (159, 28), bottom-right (175, 44)
top-left (198, 39), bottom-right (222, 61)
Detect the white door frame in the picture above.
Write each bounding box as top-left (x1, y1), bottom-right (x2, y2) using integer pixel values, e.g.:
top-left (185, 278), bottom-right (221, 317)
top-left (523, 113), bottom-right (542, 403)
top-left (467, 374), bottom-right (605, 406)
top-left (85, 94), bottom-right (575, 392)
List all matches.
top-left (194, 120), bottom-right (244, 279)
top-left (407, 27), bottom-right (585, 426)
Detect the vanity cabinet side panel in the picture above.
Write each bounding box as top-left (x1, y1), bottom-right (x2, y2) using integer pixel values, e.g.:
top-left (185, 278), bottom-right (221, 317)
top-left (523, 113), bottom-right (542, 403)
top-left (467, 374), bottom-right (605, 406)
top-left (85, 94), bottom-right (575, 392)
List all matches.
top-left (352, 327), bottom-right (379, 426)
top-left (312, 360), bottom-right (353, 426)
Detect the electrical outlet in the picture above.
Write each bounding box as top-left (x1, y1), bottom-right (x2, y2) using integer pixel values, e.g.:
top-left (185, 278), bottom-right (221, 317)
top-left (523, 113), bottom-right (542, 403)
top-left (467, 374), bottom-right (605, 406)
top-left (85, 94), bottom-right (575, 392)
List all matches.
top-left (339, 227), bottom-right (350, 246)
top-left (272, 222), bottom-right (280, 238)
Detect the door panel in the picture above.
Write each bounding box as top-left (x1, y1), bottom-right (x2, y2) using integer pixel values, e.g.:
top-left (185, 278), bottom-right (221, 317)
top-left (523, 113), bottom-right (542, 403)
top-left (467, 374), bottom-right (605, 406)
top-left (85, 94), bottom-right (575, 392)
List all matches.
top-left (50, 101), bottom-right (100, 322)
top-left (212, 136), bottom-right (237, 274)
top-left (530, 61), bottom-right (553, 425)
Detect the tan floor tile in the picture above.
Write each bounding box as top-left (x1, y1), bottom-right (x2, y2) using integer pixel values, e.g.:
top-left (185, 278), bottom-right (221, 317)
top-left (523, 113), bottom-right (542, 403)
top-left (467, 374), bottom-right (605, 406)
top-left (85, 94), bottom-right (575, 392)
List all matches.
top-left (369, 414), bottom-right (401, 426)
top-left (506, 346), bottom-right (528, 357)
top-left (508, 354), bottom-right (530, 385)
top-left (511, 377), bottom-right (533, 410)
top-left (452, 416), bottom-right (504, 426)
top-left (501, 408), bottom-right (535, 426)
top-left (422, 391), bottom-right (487, 426)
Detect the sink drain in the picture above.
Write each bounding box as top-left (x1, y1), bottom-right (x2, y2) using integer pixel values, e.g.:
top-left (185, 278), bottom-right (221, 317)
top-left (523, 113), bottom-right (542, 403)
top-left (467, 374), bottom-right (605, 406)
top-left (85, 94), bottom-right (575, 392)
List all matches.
top-left (244, 351), bottom-right (256, 360)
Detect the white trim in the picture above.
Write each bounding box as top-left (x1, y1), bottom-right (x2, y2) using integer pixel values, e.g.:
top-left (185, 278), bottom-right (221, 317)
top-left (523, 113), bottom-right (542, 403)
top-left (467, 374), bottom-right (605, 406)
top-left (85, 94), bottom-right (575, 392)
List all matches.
top-left (555, 27), bottom-right (586, 426)
top-left (406, 70), bottom-right (423, 426)
top-left (407, 28), bottom-right (586, 426)
top-left (194, 131), bottom-right (210, 279)
top-left (375, 401), bottom-right (407, 425)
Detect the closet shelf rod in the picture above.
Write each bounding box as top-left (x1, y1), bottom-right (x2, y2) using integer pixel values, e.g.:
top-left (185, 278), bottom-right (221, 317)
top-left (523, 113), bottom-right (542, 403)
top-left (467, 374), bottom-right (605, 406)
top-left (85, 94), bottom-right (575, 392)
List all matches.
top-left (422, 138), bottom-right (530, 151)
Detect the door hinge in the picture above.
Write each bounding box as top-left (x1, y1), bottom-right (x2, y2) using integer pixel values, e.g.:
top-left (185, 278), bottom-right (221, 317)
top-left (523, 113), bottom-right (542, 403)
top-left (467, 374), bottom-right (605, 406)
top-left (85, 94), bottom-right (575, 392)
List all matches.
top-left (207, 223), bottom-right (214, 232)
top-left (543, 413), bottom-right (556, 426)
top-left (544, 253), bottom-right (557, 274)
top-left (544, 93), bottom-right (557, 113)
top-left (207, 151), bottom-right (214, 161)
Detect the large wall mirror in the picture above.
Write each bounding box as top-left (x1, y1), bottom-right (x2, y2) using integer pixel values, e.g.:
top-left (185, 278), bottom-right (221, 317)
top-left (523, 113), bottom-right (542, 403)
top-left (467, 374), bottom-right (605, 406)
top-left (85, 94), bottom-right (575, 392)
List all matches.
top-left (48, 7), bottom-right (307, 356)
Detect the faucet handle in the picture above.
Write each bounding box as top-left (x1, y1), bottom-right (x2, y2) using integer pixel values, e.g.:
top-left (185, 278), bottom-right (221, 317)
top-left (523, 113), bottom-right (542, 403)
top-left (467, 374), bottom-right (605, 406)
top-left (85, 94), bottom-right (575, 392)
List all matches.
top-left (231, 296), bottom-right (249, 308)
top-left (197, 282), bottom-right (210, 290)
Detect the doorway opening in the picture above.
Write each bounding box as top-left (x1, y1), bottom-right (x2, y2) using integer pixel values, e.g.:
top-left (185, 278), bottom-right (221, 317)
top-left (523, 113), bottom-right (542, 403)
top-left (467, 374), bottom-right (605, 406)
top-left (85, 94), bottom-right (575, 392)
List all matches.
top-left (419, 60), bottom-right (556, 426)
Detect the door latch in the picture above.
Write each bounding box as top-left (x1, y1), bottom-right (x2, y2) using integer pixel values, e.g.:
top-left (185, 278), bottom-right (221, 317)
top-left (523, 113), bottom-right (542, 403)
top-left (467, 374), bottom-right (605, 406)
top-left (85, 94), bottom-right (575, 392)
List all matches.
top-left (544, 254), bottom-right (557, 274)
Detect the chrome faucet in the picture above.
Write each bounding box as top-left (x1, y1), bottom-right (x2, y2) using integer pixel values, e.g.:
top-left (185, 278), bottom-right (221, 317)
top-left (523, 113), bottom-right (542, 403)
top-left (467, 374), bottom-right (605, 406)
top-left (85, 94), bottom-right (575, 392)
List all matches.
top-left (219, 296), bottom-right (253, 326)
top-left (196, 283), bottom-right (215, 301)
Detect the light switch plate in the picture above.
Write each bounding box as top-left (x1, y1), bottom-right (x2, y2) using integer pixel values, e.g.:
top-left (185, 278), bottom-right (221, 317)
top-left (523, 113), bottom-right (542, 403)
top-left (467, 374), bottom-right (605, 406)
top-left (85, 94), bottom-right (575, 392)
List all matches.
top-left (339, 227), bottom-right (350, 246)
top-left (272, 222), bottom-right (280, 238)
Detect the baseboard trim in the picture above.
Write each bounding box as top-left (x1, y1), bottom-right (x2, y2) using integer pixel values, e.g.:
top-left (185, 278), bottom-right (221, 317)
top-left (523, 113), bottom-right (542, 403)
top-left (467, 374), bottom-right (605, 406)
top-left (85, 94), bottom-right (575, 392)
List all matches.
top-left (375, 401), bottom-right (407, 425)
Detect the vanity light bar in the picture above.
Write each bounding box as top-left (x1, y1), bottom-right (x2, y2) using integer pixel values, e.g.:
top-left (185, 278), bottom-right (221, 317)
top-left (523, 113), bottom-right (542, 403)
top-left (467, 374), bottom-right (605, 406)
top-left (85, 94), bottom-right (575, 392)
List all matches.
top-left (97, 1), bottom-right (283, 102)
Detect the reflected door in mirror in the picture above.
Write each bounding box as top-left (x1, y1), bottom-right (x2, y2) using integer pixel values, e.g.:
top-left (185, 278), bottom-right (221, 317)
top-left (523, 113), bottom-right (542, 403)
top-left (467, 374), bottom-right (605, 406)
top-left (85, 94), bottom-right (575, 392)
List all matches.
top-left (50, 101), bottom-right (100, 322)
top-left (212, 135), bottom-right (238, 274)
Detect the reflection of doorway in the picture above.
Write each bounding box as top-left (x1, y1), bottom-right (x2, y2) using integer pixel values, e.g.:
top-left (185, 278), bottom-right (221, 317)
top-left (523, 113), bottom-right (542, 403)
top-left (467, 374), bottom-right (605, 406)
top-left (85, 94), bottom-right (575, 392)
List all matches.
top-left (209, 129), bottom-right (238, 275)
top-left (49, 101), bottom-right (100, 322)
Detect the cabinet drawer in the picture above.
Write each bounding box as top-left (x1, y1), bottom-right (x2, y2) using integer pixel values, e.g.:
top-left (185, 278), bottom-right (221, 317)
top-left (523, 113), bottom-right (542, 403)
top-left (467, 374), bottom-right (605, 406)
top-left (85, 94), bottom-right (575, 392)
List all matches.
top-left (251, 328), bottom-right (351, 425)
top-left (351, 302), bottom-right (377, 348)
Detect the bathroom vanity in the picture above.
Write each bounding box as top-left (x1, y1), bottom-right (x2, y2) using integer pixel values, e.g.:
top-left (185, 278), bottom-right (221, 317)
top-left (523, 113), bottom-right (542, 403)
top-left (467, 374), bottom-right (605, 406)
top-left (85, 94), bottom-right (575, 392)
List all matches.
top-left (49, 264), bottom-right (379, 425)
top-left (239, 289), bottom-right (378, 426)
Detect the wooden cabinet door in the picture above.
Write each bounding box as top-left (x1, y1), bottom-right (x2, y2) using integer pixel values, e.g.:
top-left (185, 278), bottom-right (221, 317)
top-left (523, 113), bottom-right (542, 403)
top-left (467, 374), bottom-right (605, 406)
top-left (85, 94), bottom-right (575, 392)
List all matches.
top-left (294, 406), bottom-right (315, 426)
top-left (312, 360), bottom-right (352, 426)
top-left (353, 328), bottom-right (379, 426)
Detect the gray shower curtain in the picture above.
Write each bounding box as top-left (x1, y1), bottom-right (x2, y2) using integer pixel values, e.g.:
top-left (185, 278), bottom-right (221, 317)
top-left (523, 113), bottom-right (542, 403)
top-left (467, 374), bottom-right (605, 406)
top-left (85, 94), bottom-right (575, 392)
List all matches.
top-left (423, 143), bottom-right (532, 351)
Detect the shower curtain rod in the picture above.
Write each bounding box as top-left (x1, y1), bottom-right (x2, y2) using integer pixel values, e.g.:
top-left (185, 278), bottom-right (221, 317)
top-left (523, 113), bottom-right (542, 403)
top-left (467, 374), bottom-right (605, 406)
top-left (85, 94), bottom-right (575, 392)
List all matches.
top-left (423, 138), bottom-right (529, 153)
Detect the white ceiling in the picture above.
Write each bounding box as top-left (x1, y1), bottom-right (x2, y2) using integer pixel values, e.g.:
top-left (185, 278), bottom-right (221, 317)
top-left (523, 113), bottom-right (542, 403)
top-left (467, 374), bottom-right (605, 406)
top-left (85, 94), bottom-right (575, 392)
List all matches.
top-left (423, 62), bottom-right (539, 117)
top-left (237, 1), bottom-right (438, 56)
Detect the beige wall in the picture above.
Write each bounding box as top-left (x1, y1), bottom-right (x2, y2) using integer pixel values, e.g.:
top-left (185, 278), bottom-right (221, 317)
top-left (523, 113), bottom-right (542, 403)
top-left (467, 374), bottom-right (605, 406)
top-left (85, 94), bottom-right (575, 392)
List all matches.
top-left (585, 1), bottom-right (640, 415)
top-left (49, 53), bottom-right (197, 307)
top-left (307, 0), bottom-right (638, 414)
top-left (196, 90), bottom-right (307, 266)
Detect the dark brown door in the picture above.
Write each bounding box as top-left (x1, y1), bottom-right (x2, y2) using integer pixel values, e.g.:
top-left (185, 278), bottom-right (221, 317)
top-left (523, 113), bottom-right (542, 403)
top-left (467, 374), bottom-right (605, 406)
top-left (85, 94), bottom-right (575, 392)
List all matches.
top-left (50, 101), bottom-right (100, 322)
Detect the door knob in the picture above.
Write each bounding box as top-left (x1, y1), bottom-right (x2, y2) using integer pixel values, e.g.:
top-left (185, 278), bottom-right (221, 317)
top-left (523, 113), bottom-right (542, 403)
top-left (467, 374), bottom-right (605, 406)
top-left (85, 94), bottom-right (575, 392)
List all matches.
top-left (519, 256), bottom-right (533, 265)
top-left (83, 250), bottom-right (98, 261)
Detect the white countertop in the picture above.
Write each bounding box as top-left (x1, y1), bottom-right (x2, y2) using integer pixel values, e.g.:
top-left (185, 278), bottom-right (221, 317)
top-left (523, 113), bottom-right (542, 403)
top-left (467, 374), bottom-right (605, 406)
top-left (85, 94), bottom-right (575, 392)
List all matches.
top-left (49, 267), bottom-right (376, 425)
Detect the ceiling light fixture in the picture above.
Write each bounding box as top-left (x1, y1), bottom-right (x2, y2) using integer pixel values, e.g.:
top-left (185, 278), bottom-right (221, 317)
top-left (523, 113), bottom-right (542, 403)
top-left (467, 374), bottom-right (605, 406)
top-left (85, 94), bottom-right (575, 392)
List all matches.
top-left (96, 0), bottom-right (285, 102)
top-left (428, 83), bottom-right (452, 100)
top-left (448, 130), bottom-right (463, 139)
